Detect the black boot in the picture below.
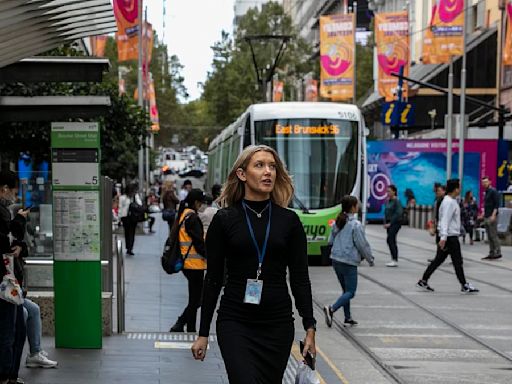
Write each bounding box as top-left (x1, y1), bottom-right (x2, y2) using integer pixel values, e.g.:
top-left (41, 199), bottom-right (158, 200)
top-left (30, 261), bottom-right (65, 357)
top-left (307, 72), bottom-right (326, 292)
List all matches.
top-left (169, 316), bottom-right (185, 332)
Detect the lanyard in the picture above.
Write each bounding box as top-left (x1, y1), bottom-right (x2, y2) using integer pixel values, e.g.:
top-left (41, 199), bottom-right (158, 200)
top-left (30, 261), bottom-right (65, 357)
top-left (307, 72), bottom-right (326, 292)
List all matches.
top-left (242, 201), bottom-right (272, 280)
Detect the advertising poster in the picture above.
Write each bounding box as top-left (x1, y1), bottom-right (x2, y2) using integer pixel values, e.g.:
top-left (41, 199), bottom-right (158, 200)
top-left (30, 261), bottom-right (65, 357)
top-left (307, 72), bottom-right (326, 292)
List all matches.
top-left (319, 14), bottom-right (355, 101)
top-left (90, 35), bottom-right (107, 57)
top-left (375, 11), bottom-right (409, 101)
top-left (367, 140), bottom-right (498, 221)
top-left (272, 80), bottom-right (284, 102)
top-left (422, 0), bottom-right (464, 64)
top-left (114, 0), bottom-right (139, 62)
top-left (504, 2), bottom-right (512, 66)
top-left (149, 78), bottom-right (160, 132)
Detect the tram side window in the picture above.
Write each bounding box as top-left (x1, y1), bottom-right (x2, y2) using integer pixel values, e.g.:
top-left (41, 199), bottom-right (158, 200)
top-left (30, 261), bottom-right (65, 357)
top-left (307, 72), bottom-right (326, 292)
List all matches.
top-left (243, 116), bottom-right (251, 147)
top-left (221, 140), bottom-right (230, 181)
top-left (230, 134), bottom-right (241, 167)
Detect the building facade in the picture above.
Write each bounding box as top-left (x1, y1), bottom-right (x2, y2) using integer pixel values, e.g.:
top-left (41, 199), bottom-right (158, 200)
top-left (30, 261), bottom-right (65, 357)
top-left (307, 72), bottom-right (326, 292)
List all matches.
top-left (234, 0), bottom-right (276, 30)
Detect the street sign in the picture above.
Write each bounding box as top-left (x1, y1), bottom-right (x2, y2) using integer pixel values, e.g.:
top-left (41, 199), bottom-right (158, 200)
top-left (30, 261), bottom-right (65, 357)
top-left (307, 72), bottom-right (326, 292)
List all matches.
top-left (381, 102), bottom-right (415, 127)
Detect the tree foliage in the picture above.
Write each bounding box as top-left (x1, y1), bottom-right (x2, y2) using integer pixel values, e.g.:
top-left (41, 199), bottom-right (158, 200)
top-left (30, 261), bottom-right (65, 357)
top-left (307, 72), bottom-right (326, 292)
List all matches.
top-left (201, 2), bottom-right (314, 128)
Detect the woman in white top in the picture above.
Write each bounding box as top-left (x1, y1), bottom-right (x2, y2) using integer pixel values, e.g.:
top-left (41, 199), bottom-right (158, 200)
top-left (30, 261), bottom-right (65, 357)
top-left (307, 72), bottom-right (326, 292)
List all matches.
top-left (119, 183), bottom-right (142, 255)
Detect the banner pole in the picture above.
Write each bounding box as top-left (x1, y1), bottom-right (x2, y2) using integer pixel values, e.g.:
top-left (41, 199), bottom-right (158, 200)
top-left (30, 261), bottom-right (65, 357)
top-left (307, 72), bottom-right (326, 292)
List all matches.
top-left (447, 57), bottom-right (454, 180)
top-left (459, 1), bottom-right (468, 188)
top-left (353, 2), bottom-right (357, 105)
top-left (137, 0), bottom-right (144, 188)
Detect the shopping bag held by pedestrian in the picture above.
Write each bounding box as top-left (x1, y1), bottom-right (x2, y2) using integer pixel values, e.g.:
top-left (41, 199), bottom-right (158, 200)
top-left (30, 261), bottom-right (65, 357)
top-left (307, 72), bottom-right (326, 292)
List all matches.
top-left (0, 253), bottom-right (24, 305)
top-left (161, 214), bottom-right (193, 274)
top-left (295, 361), bottom-right (320, 384)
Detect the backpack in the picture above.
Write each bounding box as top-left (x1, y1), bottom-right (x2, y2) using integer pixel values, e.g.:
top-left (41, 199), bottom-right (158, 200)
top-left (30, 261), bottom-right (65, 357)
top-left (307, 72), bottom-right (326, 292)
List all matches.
top-left (161, 213), bottom-right (193, 274)
top-left (128, 198), bottom-right (146, 223)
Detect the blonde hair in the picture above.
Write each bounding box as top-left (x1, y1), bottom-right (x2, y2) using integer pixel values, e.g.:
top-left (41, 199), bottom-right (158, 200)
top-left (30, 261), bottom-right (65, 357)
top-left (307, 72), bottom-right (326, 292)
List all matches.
top-left (162, 180), bottom-right (175, 193)
top-left (219, 145), bottom-right (294, 208)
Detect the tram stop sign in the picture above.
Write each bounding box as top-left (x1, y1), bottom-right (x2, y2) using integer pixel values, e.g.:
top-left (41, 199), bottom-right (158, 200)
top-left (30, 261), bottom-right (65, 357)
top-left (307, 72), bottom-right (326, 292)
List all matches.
top-left (381, 102), bottom-right (415, 127)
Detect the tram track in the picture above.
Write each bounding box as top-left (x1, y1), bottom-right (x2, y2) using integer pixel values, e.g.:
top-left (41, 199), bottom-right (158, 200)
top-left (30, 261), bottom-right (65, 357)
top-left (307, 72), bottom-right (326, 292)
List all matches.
top-left (355, 270), bottom-right (512, 365)
top-left (371, 248), bottom-right (512, 295)
top-left (312, 264), bottom-right (512, 384)
top-left (367, 231), bottom-right (512, 273)
top-left (312, 298), bottom-right (408, 384)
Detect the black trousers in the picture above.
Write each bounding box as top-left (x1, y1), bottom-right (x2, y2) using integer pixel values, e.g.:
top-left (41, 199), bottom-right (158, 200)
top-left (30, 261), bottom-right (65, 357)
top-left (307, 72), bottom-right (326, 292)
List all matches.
top-left (386, 224), bottom-right (401, 261)
top-left (0, 301), bottom-right (26, 381)
top-left (121, 217), bottom-right (137, 252)
top-left (423, 236), bottom-right (467, 285)
top-left (217, 320), bottom-right (294, 384)
top-left (180, 269), bottom-right (204, 331)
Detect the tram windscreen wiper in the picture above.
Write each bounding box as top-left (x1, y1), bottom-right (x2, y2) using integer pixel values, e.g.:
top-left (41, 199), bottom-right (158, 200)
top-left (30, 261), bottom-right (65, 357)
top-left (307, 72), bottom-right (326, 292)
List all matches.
top-left (293, 195), bottom-right (312, 214)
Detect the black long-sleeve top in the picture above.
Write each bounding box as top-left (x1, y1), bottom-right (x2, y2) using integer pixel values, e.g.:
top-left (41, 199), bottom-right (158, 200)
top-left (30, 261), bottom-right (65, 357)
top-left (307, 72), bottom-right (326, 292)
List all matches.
top-left (183, 212), bottom-right (206, 257)
top-left (0, 201), bottom-right (27, 284)
top-left (199, 199), bottom-right (316, 337)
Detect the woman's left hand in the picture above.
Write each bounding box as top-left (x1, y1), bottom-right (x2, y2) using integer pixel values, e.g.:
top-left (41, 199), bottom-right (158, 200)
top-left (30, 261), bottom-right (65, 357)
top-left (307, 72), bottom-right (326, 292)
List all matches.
top-left (302, 328), bottom-right (316, 358)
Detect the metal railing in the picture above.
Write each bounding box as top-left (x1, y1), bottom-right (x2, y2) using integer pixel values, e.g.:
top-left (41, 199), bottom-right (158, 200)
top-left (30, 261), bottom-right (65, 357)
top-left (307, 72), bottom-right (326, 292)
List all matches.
top-left (115, 236), bottom-right (125, 334)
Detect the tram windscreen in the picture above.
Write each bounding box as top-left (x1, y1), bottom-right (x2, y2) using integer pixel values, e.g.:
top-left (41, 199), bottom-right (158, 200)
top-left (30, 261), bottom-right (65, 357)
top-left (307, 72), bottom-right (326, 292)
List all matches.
top-left (255, 118), bottom-right (358, 210)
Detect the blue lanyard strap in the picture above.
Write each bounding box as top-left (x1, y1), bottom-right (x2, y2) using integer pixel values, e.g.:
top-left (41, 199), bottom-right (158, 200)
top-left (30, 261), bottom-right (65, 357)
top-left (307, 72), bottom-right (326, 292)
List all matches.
top-left (242, 201), bottom-right (272, 280)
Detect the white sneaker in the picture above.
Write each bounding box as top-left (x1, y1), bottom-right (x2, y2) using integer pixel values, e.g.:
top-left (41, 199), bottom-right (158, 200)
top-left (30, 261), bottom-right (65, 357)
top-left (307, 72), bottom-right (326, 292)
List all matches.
top-left (26, 351), bottom-right (58, 368)
top-left (386, 261), bottom-right (398, 267)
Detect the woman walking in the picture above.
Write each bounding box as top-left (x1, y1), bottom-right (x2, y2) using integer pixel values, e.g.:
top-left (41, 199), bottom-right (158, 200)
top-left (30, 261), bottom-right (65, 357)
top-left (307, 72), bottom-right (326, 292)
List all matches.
top-left (191, 145), bottom-right (316, 384)
top-left (119, 183), bottom-right (142, 256)
top-left (169, 189), bottom-right (207, 333)
top-left (460, 190), bottom-right (478, 245)
top-left (323, 196), bottom-right (374, 328)
top-left (384, 185), bottom-right (403, 267)
top-left (161, 180), bottom-right (180, 234)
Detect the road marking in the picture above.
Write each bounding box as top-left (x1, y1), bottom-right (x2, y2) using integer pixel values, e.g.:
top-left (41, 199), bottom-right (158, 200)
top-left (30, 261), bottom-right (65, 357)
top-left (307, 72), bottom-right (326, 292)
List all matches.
top-left (315, 346), bottom-right (350, 384)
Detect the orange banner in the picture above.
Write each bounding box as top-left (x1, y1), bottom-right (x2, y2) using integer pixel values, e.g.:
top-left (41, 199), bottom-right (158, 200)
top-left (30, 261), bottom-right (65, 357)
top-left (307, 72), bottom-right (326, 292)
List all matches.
top-left (319, 14), bottom-right (355, 101)
top-left (114, 0), bottom-right (139, 62)
top-left (422, 0), bottom-right (464, 64)
top-left (90, 35), bottom-right (107, 57)
top-left (375, 11), bottom-right (409, 101)
top-left (305, 79), bottom-right (318, 102)
top-left (272, 81), bottom-right (284, 102)
top-left (504, 2), bottom-right (512, 66)
top-left (149, 78), bottom-right (160, 132)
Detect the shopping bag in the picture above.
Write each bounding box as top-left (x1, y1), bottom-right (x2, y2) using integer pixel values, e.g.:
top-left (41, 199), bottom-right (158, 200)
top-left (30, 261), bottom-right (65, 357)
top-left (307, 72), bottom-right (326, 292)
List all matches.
top-left (0, 253), bottom-right (24, 305)
top-left (294, 361), bottom-right (320, 384)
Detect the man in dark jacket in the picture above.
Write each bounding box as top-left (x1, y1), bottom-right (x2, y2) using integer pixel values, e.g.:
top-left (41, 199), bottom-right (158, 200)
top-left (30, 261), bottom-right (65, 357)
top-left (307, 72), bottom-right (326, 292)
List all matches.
top-left (480, 176), bottom-right (501, 260)
top-left (0, 170), bottom-right (28, 384)
top-left (384, 184), bottom-right (403, 267)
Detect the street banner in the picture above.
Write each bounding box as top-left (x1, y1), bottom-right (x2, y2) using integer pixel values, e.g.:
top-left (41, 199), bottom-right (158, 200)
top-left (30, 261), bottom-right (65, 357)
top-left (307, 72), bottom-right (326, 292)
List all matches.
top-left (305, 79), bottom-right (318, 101)
top-left (375, 11), bottom-right (409, 101)
top-left (422, 0), bottom-right (464, 64)
top-left (319, 14), bottom-right (355, 100)
top-left (149, 78), bottom-right (160, 132)
top-left (504, 2), bottom-right (512, 65)
top-left (90, 35), bottom-right (107, 57)
top-left (273, 81), bottom-right (284, 102)
top-left (114, 0), bottom-right (139, 62)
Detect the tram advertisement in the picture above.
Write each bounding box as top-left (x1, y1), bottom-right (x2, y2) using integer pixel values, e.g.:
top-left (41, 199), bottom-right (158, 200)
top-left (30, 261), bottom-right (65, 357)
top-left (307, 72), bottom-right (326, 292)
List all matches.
top-left (367, 139), bottom-right (498, 221)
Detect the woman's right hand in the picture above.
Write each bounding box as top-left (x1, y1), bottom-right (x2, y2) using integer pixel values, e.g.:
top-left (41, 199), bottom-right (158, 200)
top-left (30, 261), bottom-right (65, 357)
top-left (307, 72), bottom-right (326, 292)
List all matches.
top-left (191, 336), bottom-right (209, 361)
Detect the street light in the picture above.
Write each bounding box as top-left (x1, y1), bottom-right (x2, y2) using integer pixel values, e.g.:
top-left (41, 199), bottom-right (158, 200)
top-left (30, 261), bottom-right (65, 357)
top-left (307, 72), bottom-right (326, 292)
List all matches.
top-left (244, 34), bottom-right (292, 102)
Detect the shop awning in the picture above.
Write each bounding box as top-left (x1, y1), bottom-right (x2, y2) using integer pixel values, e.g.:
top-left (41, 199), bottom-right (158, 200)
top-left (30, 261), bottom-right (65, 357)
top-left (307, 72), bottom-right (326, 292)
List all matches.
top-left (0, 0), bottom-right (116, 68)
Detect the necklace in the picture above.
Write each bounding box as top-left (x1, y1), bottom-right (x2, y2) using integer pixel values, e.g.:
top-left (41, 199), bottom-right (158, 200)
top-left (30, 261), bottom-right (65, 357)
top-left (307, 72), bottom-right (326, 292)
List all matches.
top-left (244, 202), bottom-right (270, 218)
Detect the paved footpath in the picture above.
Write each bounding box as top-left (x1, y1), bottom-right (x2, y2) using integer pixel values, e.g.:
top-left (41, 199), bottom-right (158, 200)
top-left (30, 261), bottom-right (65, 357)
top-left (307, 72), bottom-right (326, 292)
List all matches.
top-left (18, 217), bottom-right (512, 383)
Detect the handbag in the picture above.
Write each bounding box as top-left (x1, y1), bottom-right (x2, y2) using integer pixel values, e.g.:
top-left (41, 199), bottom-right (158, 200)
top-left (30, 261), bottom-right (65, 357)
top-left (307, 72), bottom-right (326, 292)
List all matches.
top-left (128, 198), bottom-right (146, 223)
top-left (162, 208), bottom-right (176, 222)
top-left (161, 213), bottom-right (193, 275)
top-left (0, 253), bottom-right (24, 305)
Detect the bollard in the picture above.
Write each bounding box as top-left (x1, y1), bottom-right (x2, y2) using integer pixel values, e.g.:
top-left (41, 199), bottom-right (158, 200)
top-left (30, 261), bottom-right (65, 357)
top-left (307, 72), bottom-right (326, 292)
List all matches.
top-left (419, 205), bottom-right (426, 230)
top-left (409, 205), bottom-right (414, 227)
top-left (415, 205), bottom-right (422, 228)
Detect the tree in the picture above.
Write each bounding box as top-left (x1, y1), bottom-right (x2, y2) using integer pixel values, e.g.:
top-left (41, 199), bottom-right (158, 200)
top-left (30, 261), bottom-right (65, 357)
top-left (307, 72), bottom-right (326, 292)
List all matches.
top-left (201, 2), bottom-right (314, 128)
top-left (0, 44), bottom-right (150, 181)
top-left (356, 42), bottom-right (374, 102)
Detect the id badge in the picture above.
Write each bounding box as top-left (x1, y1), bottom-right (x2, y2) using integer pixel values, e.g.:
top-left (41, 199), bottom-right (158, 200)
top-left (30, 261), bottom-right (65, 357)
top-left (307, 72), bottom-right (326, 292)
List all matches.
top-left (244, 279), bottom-right (263, 305)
